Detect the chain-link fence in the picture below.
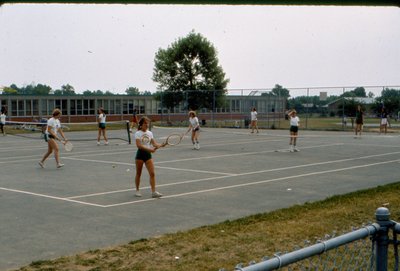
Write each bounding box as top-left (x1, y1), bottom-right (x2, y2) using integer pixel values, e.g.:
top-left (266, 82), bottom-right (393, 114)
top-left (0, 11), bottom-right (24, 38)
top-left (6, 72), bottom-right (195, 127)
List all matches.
top-left (285, 86), bottom-right (400, 133)
top-left (157, 89), bottom-right (286, 129)
top-left (221, 207), bottom-right (400, 271)
top-left (1, 85), bottom-right (399, 132)
top-left (156, 86), bottom-right (400, 133)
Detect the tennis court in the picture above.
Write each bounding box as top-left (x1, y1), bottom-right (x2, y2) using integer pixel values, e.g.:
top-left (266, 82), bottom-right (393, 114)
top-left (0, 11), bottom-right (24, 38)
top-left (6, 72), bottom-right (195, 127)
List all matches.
top-left (1, 127), bottom-right (399, 270)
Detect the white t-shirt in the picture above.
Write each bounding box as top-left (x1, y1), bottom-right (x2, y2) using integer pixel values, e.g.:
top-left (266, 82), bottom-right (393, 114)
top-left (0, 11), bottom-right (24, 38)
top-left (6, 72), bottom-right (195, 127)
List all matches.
top-left (251, 111), bottom-right (257, 121)
top-left (46, 117), bottom-right (61, 135)
top-left (189, 117), bottom-right (200, 130)
top-left (134, 130), bottom-right (153, 148)
top-left (0, 113), bottom-right (5, 124)
top-left (98, 113), bottom-right (106, 124)
top-left (290, 116), bottom-right (300, 127)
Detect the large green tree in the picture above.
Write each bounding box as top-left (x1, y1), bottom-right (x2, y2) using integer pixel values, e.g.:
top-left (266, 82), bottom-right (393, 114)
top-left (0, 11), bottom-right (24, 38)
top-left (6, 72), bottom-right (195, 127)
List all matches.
top-left (341, 87), bottom-right (367, 98)
top-left (125, 87), bottom-right (140, 96)
top-left (54, 84), bottom-right (76, 95)
top-left (152, 31), bottom-right (229, 111)
top-left (270, 84), bottom-right (290, 98)
top-left (372, 88), bottom-right (400, 116)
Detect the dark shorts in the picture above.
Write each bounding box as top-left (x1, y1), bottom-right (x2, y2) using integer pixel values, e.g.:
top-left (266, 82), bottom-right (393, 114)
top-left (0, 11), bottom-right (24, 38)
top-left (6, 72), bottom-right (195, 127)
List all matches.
top-left (135, 149), bottom-right (152, 162)
top-left (99, 123), bottom-right (106, 129)
top-left (193, 127), bottom-right (200, 132)
top-left (356, 119), bottom-right (363, 125)
top-left (290, 126), bottom-right (299, 133)
top-left (44, 134), bottom-right (55, 142)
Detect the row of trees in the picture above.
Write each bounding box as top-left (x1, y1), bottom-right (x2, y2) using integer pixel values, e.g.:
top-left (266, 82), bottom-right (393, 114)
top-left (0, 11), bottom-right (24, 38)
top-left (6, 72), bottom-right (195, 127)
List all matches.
top-left (1, 84), bottom-right (152, 96)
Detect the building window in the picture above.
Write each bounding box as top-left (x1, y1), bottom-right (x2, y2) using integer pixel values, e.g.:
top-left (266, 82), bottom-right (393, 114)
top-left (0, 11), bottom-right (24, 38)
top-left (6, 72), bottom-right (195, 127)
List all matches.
top-left (89, 100), bottom-right (95, 115)
top-left (18, 100), bottom-right (25, 116)
top-left (115, 100), bottom-right (121, 114)
top-left (26, 100), bottom-right (32, 116)
top-left (70, 100), bottom-right (76, 115)
top-left (109, 100), bottom-right (115, 114)
top-left (82, 99), bottom-right (95, 115)
top-left (47, 99), bottom-right (55, 115)
top-left (122, 100), bottom-right (128, 114)
top-left (11, 100), bottom-right (17, 116)
top-left (77, 100), bottom-right (82, 115)
top-left (33, 100), bottom-right (39, 115)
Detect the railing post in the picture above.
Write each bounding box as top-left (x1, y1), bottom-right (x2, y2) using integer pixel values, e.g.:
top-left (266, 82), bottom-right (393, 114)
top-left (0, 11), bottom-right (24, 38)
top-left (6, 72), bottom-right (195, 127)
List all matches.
top-left (375, 207), bottom-right (391, 271)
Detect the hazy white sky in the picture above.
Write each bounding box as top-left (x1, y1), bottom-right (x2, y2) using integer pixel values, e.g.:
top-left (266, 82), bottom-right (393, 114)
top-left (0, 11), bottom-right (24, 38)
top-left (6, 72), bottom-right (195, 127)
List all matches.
top-left (0, 4), bottom-right (399, 95)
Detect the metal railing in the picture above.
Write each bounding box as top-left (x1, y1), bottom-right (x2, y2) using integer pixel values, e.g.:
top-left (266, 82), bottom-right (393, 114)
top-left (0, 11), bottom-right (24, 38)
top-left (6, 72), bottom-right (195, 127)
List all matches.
top-left (222, 207), bottom-right (400, 271)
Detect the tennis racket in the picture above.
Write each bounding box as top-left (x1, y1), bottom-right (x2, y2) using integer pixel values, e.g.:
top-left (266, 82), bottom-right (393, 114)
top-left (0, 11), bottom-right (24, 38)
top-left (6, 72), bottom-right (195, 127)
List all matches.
top-left (164, 133), bottom-right (184, 146)
top-left (63, 141), bottom-right (73, 152)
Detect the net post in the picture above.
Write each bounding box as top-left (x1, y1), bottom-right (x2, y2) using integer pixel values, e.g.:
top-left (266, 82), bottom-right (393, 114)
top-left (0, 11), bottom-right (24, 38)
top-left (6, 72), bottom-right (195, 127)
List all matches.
top-left (126, 121), bottom-right (131, 144)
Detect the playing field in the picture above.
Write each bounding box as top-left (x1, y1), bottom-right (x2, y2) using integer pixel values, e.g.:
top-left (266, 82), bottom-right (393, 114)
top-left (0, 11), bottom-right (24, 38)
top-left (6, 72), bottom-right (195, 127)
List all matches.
top-left (1, 127), bottom-right (399, 270)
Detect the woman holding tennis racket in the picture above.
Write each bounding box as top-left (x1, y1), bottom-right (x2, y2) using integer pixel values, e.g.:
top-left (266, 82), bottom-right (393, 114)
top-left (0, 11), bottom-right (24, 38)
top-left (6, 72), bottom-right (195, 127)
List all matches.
top-left (39, 108), bottom-right (68, 168)
top-left (187, 111), bottom-right (201, 150)
top-left (134, 116), bottom-right (165, 198)
top-left (97, 107), bottom-right (109, 145)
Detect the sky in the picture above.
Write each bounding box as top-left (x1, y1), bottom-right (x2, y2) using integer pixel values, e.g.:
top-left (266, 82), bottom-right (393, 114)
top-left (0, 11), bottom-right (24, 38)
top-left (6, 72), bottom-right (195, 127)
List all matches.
top-left (0, 4), bottom-right (399, 96)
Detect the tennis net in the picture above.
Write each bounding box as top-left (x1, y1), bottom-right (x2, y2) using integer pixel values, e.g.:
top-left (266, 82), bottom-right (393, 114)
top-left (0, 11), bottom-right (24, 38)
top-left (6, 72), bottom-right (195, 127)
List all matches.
top-left (4, 120), bottom-right (131, 143)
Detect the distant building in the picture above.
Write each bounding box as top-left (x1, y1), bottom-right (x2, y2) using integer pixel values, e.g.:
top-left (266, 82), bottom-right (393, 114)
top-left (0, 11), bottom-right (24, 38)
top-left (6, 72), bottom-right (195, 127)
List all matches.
top-left (0, 94), bottom-right (286, 123)
top-left (326, 97), bottom-right (375, 114)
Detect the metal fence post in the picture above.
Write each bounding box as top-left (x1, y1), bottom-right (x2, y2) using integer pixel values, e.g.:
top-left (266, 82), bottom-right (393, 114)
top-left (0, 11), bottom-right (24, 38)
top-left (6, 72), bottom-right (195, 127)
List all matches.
top-left (375, 207), bottom-right (391, 271)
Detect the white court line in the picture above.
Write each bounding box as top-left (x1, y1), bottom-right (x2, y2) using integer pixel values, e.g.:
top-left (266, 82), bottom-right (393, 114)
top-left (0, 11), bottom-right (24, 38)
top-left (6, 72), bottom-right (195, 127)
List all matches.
top-left (4, 156), bottom-right (399, 207)
top-left (0, 187), bottom-right (105, 207)
top-left (61, 143), bottom-right (343, 169)
top-left (103, 158), bottom-right (400, 207)
top-left (67, 150), bottom-right (400, 199)
top-left (155, 165), bottom-right (236, 176)
top-left (155, 143), bottom-right (343, 164)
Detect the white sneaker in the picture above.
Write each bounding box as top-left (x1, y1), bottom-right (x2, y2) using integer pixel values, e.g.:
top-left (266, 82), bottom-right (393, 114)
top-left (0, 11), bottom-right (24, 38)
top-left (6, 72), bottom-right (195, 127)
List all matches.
top-left (196, 142), bottom-right (200, 150)
top-left (192, 144), bottom-right (196, 150)
top-left (290, 146), bottom-right (294, 152)
top-left (105, 141), bottom-right (109, 145)
top-left (57, 163), bottom-right (64, 168)
top-left (152, 191), bottom-right (163, 198)
top-left (294, 147), bottom-right (300, 152)
top-left (135, 191), bottom-right (142, 197)
top-left (97, 141), bottom-right (100, 145)
top-left (38, 161), bottom-right (45, 168)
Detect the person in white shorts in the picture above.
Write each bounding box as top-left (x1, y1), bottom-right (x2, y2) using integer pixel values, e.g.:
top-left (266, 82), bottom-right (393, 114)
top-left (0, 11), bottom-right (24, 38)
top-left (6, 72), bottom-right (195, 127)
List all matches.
top-left (250, 107), bottom-right (259, 134)
top-left (186, 111), bottom-right (201, 150)
top-left (380, 108), bottom-right (388, 135)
